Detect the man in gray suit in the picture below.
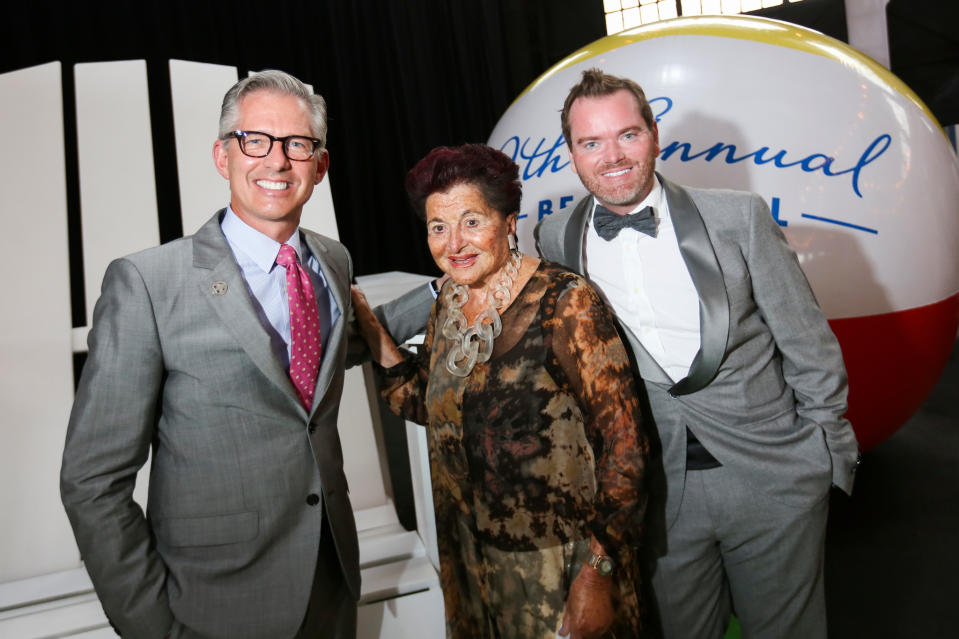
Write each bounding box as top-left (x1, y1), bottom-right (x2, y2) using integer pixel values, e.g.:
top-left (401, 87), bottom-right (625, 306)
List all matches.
top-left (61, 70), bottom-right (365, 639)
top-left (535, 69), bottom-right (860, 638)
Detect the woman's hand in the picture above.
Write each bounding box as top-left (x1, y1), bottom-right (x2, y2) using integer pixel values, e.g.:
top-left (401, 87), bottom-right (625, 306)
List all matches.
top-left (559, 541), bottom-right (615, 639)
top-left (351, 285), bottom-right (404, 368)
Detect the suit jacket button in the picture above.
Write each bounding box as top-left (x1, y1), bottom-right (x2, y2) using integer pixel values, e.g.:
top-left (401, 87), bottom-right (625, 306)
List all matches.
top-left (306, 493), bottom-right (320, 506)
top-left (308, 424), bottom-right (316, 434)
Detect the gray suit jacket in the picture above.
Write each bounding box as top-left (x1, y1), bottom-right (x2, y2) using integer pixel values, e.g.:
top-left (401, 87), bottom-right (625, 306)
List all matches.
top-left (536, 173), bottom-right (859, 529)
top-left (61, 212), bottom-right (360, 639)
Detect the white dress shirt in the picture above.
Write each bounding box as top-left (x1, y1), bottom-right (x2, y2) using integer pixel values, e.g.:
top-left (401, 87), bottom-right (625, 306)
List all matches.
top-left (584, 177), bottom-right (701, 383)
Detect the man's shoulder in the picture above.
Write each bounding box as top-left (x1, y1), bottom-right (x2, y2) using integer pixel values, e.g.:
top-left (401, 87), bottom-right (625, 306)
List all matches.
top-left (300, 227), bottom-right (352, 282)
top-left (663, 175), bottom-right (758, 207)
top-left (535, 195), bottom-right (589, 251)
top-left (300, 227), bottom-right (350, 265)
top-left (119, 235), bottom-right (194, 269)
top-left (538, 195), bottom-right (589, 229)
top-left (301, 227), bottom-right (346, 251)
top-left (120, 210), bottom-right (223, 266)
top-left (663, 177), bottom-right (765, 230)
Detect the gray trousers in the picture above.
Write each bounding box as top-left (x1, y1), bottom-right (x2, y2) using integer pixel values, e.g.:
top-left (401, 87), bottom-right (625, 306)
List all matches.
top-left (650, 465), bottom-right (828, 639)
top-left (295, 515), bottom-right (357, 639)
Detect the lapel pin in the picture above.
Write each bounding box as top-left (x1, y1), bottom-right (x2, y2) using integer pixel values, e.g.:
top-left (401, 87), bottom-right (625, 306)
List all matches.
top-left (211, 281), bottom-right (228, 296)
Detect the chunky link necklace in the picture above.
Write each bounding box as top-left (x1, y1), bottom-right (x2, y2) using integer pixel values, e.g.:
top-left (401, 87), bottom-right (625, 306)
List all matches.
top-left (442, 250), bottom-right (522, 377)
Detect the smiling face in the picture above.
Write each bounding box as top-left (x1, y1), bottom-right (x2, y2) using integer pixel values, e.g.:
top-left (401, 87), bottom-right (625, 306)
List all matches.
top-left (426, 182), bottom-right (517, 291)
top-left (567, 89), bottom-right (660, 215)
top-left (213, 90), bottom-right (328, 241)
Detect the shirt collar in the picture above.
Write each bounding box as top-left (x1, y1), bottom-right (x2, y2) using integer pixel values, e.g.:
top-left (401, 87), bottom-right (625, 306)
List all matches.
top-left (221, 207), bottom-right (307, 272)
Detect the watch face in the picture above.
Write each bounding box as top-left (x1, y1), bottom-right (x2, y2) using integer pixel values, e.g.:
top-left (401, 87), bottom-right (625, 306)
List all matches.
top-left (597, 557), bottom-right (614, 576)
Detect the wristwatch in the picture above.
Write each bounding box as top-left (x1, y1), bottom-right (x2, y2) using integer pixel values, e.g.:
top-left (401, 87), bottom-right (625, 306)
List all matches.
top-left (587, 552), bottom-right (614, 577)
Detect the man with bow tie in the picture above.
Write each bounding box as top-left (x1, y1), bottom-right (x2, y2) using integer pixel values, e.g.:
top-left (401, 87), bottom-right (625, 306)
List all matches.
top-left (536, 68), bottom-right (859, 639)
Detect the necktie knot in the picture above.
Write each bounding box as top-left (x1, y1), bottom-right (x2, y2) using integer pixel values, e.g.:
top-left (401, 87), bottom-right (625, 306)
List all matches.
top-left (593, 204), bottom-right (657, 241)
top-left (276, 243), bottom-right (298, 268)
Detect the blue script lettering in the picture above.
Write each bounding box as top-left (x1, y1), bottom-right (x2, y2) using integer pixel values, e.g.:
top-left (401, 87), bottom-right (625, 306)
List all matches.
top-left (498, 99), bottom-right (670, 181)
top-left (650, 96), bottom-right (672, 122)
top-left (500, 134), bottom-right (569, 180)
top-left (770, 197), bottom-right (787, 227)
top-left (659, 133), bottom-right (891, 198)
top-left (537, 200), bottom-right (552, 220)
top-left (498, 93), bottom-right (889, 200)
top-left (537, 195), bottom-right (578, 220)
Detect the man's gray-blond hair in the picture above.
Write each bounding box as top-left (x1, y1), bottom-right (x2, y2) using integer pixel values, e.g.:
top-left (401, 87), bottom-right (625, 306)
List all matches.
top-left (219, 69), bottom-right (327, 148)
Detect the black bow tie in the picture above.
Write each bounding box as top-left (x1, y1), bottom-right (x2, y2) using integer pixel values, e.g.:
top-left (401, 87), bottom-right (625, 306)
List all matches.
top-left (593, 204), bottom-right (657, 241)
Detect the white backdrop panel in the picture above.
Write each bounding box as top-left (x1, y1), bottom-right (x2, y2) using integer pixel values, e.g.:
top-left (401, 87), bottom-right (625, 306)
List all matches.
top-left (280, 74), bottom-right (340, 242)
top-left (0, 62), bottom-right (77, 582)
top-left (74, 60), bottom-right (164, 513)
top-left (75, 60), bottom-right (160, 328)
top-left (169, 59), bottom-right (238, 235)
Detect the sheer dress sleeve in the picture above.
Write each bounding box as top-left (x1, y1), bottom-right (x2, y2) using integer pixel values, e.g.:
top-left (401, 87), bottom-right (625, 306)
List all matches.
top-left (376, 299), bottom-right (438, 426)
top-left (543, 274), bottom-right (649, 558)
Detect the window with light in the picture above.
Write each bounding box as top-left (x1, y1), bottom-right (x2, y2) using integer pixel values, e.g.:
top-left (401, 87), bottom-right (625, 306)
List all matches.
top-left (604, 0), bottom-right (807, 34)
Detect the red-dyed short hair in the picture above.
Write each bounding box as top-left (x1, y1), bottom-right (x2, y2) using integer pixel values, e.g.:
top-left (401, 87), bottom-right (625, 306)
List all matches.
top-left (405, 143), bottom-right (522, 220)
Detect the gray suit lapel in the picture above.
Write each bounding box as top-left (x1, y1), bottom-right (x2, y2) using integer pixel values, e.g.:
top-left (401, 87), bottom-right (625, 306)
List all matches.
top-left (193, 212), bottom-right (302, 407)
top-left (660, 174), bottom-right (729, 395)
top-left (561, 197), bottom-right (591, 273)
top-left (302, 231), bottom-right (348, 414)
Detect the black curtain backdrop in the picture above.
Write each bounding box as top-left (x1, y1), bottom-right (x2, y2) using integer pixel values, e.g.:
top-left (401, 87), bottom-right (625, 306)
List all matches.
top-left (5, 0), bottom-right (606, 330)
top-left (5, 0), bottom-right (956, 326)
top-left (751, 0), bottom-right (847, 40)
top-left (887, 0), bottom-right (959, 127)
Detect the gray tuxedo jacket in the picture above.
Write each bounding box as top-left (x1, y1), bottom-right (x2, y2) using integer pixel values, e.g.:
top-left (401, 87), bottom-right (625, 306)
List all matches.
top-left (535, 173), bottom-right (859, 528)
top-left (61, 212), bottom-right (360, 639)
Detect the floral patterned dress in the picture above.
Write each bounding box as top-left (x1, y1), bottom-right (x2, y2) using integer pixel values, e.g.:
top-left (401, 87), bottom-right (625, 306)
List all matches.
top-left (379, 262), bottom-right (648, 639)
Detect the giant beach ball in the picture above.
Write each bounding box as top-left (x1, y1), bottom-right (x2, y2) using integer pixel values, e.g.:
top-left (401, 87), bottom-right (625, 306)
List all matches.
top-left (488, 16), bottom-right (959, 449)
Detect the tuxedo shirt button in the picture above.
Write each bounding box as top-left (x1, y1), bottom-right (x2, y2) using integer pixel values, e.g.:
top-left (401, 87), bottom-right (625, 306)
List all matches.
top-left (306, 493), bottom-right (320, 506)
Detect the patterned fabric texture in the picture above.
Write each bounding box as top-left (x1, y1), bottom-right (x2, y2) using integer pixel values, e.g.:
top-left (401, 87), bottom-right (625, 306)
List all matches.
top-left (380, 262), bottom-right (648, 639)
top-left (275, 243), bottom-right (322, 409)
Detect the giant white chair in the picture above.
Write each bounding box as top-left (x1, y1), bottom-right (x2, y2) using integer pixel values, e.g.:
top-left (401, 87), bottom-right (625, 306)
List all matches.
top-left (0, 60), bottom-right (443, 639)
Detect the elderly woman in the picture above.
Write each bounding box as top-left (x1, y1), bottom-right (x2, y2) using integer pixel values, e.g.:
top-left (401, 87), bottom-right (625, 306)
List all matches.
top-left (352, 144), bottom-right (647, 639)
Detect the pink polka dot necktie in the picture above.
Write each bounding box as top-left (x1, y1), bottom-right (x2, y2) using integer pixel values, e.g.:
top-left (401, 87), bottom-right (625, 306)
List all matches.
top-left (275, 243), bottom-right (322, 410)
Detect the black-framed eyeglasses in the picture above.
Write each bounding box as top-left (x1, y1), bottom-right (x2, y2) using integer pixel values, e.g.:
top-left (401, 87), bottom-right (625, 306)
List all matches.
top-left (227, 130), bottom-right (323, 161)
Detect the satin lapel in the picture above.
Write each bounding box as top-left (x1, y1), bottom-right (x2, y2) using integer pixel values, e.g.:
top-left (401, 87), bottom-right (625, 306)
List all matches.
top-left (660, 174), bottom-right (730, 395)
top-left (621, 326), bottom-right (673, 386)
top-left (302, 231), bottom-right (348, 413)
top-left (561, 197), bottom-right (591, 273)
top-left (193, 212), bottom-right (299, 405)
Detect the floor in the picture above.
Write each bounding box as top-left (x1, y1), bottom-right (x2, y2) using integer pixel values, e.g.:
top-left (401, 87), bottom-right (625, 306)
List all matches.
top-left (825, 339), bottom-right (959, 637)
